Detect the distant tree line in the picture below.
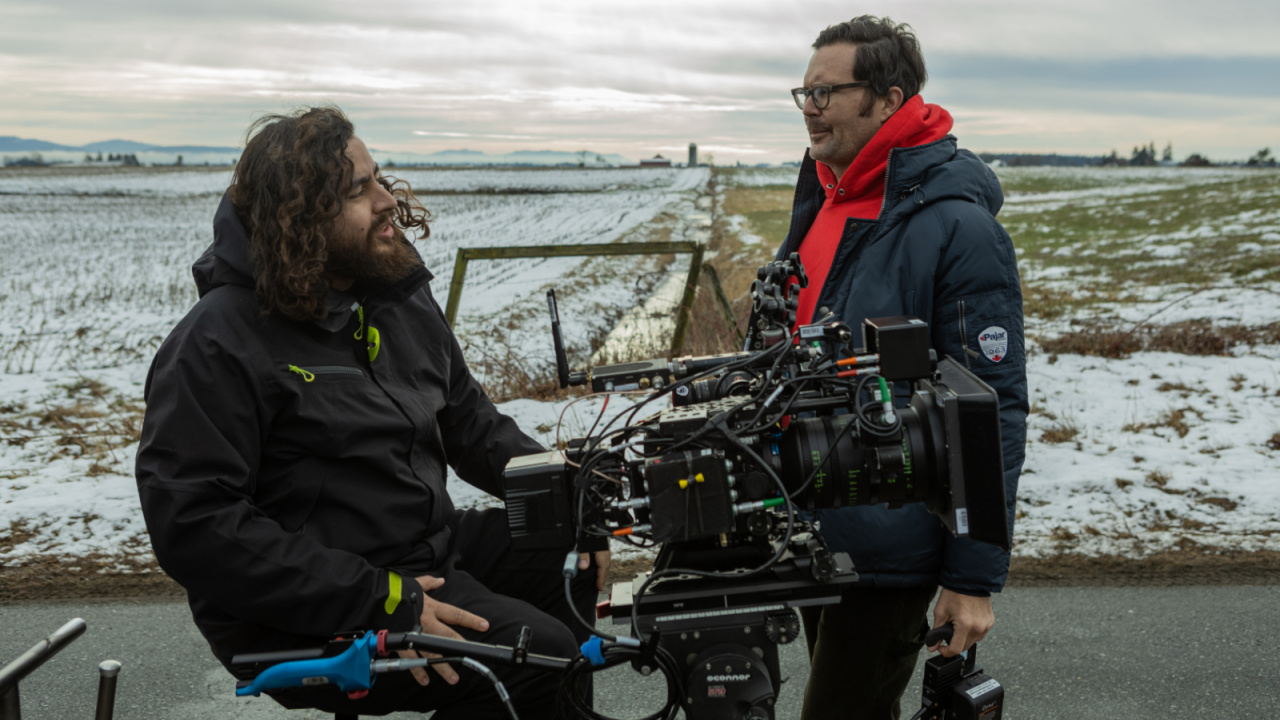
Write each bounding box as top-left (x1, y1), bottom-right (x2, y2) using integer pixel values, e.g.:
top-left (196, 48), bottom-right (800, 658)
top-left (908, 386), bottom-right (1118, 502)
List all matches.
top-left (983, 142), bottom-right (1276, 169)
top-left (81, 152), bottom-right (141, 166)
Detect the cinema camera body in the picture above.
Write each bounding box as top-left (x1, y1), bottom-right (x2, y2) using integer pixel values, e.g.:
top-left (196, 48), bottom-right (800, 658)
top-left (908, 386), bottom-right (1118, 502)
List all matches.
top-left (502, 255), bottom-right (1010, 720)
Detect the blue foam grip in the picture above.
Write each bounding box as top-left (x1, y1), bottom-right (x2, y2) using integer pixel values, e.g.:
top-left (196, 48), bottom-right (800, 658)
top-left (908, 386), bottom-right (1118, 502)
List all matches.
top-left (581, 636), bottom-right (606, 666)
top-left (236, 634), bottom-right (377, 697)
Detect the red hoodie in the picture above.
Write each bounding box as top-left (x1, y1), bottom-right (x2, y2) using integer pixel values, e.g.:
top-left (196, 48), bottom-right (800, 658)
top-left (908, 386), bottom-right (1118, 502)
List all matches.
top-left (793, 95), bottom-right (953, 328)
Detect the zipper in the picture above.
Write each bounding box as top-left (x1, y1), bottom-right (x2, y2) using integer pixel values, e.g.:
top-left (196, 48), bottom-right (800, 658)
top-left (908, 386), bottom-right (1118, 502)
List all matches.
top-left (876, 148), bottom-right (896, 220)
top-left (286, 364), bottom-right (367, 382)
top-left (956, 300), bottom-right (980, 368)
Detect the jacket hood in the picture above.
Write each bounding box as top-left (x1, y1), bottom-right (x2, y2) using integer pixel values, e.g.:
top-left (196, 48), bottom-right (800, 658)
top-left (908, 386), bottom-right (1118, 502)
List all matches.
top-left (193, 191), bottom-right (256, 299)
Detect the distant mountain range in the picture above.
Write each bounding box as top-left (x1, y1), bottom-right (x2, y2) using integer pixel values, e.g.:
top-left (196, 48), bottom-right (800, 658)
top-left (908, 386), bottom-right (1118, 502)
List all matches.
top-left (0, 136), bottom-right (637, 166)
top-left (0, 136), bottom-right (238, 154)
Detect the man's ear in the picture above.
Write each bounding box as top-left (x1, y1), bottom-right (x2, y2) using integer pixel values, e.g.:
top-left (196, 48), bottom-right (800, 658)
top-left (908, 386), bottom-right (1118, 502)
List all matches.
top-left (878, 87), bottom-right (905, 123)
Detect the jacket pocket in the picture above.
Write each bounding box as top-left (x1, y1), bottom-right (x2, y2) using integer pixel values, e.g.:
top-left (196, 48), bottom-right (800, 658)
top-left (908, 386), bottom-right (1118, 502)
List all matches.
top-left (285, 364), bottom-right (367, 382)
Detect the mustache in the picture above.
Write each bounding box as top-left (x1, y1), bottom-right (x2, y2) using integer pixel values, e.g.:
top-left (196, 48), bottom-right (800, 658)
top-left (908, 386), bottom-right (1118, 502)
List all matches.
top-left (805, 119), bottom-right (831, 134)
top-left (369, 210), bottom-right (397, 236)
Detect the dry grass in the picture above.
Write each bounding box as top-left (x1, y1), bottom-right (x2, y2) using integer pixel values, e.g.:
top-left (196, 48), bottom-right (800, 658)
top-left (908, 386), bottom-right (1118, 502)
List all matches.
top-left (1039, 421), bottom-right (1079, 444)
top-left (1123, 407), bottom-right (1201, 438)
top-left (1039, 320), bottom-right (1280, 359)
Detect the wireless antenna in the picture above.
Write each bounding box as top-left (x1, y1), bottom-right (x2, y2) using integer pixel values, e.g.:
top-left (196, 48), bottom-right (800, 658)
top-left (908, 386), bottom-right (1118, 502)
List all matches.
top-left (547, 289), bottom-right (586, 389)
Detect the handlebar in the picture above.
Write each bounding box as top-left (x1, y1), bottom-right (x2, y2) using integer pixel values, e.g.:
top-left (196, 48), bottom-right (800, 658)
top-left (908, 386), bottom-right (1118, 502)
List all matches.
top-left (233, 629), bottom-right (572, 698)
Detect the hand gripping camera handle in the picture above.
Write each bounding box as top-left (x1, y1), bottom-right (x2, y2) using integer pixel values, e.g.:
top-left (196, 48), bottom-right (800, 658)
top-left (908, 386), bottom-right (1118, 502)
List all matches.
top-left (924, 623), bottom-right (954, 647)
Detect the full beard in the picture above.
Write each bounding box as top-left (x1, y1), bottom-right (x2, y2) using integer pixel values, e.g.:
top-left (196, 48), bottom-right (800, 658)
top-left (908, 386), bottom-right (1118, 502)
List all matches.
top-left (325, 213), bottom-right (423, 288)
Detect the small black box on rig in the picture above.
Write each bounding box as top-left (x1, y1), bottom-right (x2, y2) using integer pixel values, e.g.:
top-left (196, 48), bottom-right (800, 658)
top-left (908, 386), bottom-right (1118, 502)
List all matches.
top-left (644, 450), bottom-right (734, 543)
top-left (862, 316), bottom-right (932, 381)
top-left (503, 450), bottom-right (575, 550)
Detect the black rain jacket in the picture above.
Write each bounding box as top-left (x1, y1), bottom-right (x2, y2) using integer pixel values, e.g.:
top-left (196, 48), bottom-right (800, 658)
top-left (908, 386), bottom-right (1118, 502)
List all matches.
top-left (135, 193), bottom-right (543, 671)
top-left (778, 139), bottom-right (1029, 595)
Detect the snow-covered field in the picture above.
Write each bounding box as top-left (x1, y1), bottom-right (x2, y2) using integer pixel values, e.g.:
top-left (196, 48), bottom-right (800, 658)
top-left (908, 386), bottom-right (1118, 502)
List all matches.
top-left (2, 164), bottom-right (1278, 569)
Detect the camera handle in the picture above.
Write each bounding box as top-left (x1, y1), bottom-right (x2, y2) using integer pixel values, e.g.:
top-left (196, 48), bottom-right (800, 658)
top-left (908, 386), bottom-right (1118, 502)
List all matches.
top-left (912, 623), bottom-right (1004, 720)
top-left (924, 623), bottom-right (956, 649)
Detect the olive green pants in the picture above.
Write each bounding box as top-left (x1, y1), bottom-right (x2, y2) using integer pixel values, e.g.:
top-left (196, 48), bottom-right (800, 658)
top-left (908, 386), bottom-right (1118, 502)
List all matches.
top-left (799, 585), bottom-right (938, 720)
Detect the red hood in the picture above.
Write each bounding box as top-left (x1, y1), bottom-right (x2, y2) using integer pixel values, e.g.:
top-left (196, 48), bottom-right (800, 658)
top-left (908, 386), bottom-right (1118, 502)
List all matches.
top-left (816, 94), bottom-right (954, 205)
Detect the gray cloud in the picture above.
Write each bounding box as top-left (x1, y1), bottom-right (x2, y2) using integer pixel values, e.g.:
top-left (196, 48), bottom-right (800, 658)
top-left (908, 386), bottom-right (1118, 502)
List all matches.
top-left (2, 0), bottom-right (1277, 163)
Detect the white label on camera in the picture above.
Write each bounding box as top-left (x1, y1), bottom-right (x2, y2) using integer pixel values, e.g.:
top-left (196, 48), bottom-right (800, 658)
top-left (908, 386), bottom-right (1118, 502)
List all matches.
top-left (977, 326), bottom-right (1008, 363)
top-left (800, 325), bottom-right (824, 339)
top-left (956, 508), bottom-right (969, 534)
top-left (966, 679), bottom-right (1001, 698)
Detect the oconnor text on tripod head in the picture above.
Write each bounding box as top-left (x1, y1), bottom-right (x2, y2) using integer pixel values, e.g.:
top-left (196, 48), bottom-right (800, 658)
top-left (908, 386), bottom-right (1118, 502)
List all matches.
top-left (500, 254), bottom-right (1009, 720)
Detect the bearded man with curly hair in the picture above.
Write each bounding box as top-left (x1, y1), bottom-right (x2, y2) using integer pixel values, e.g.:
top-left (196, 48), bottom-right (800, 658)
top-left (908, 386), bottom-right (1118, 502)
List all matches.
top-left (136, 107), bottom-right (606, 719)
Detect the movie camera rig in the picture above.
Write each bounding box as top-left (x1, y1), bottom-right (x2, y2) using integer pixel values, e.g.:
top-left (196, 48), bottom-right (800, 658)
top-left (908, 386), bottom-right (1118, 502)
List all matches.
top-left (500, 253), bottom-right (1009, 719)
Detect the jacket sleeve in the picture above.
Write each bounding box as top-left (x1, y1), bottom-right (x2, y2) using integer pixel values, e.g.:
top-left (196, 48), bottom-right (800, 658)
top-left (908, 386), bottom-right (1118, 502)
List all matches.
top-left (431, 301), bottom-right (546, 499)
top-left (926, 201), bottom-right (1029, 595)
top-left (135, 319), bottom-right (424, 637)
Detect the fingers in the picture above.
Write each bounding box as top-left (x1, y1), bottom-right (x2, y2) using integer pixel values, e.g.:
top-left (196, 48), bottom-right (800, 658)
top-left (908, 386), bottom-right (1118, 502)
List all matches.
top-left (928, 591), bottom-right (994, 656)
top-left (578, 552), bottom-right (590, 571)
top-left (431, 658), bottom-right (459, 685)
top-left (427, 599), bottom-right (490, 634)
top-left (415, 574), bottom-right (445, 592)
top-left (396, 649), bottom-right (459, 686)
top-left (595, 550), bottom-right (611, 591)
top-left (396, 649), bottom-right (431, 686)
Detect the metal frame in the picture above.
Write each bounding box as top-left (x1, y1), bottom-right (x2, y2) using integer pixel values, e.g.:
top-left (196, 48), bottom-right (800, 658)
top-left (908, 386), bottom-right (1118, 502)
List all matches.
top-left (443, 241), bottom-right (706, 355)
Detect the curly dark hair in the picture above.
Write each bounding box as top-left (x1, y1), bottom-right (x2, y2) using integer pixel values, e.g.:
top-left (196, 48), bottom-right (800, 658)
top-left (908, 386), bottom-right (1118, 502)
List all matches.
top-left (813, 16), bottom-right (927, 117)
top-left (229, 106), bottom-right (431, 321)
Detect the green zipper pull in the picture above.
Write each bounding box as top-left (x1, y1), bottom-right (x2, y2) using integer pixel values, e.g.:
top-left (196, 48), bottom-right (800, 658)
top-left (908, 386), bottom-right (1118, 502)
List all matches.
top-left (354, 305), bottom-right (365, 340)
top-left (287, 365), bottom-right (315, 382)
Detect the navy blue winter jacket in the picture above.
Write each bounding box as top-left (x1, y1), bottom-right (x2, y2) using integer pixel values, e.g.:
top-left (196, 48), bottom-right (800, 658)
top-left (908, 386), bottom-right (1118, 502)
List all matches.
top-left (777, 138), bottom-right (1029, 595)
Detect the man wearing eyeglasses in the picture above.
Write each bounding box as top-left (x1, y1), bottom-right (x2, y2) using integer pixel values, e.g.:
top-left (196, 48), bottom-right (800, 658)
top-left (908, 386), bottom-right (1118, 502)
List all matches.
top-left (781, 16), bottom-right (1028, 720)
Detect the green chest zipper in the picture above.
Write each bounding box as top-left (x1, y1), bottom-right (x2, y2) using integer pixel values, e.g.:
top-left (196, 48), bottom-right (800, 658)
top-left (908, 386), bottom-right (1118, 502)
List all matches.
top-left (355, 305), bottom-right (381, 362)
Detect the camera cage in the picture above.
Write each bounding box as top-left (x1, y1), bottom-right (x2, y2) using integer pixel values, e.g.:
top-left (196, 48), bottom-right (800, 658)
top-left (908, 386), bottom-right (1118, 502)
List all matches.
top-left (500, 254), bottom-right (1009, 720)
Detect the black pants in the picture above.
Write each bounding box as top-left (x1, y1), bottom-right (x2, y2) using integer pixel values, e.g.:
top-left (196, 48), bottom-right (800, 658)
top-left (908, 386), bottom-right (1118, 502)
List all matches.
top-left (269, 507), bottom-right (599, 719)
top-left (798, 585), bottom-right (937, 720)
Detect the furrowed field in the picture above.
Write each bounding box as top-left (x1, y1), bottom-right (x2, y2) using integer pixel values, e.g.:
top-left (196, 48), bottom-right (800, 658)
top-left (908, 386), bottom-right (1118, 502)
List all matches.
top-left (2, 163), bottom-right (1278, 592)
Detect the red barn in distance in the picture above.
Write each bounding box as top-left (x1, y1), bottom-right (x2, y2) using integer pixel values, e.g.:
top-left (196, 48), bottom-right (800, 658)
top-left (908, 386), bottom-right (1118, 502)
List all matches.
top-left (639, 154), bottom-right (672, 167)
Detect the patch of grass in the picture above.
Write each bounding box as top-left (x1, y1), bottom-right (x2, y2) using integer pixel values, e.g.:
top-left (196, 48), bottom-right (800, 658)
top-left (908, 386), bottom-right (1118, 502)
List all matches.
top-left (1124, 408), bottom-right (1202, 438)
top-left (1198, 496), bottom-right (1239, 511)
top-left (722, 186), bottom-right (793, 249)
top-left (1040, 320), bottom-right (1280, 358)
top-left (1157, 381), bottom-right (1202, 397)
top-left (1050, 526), bottom-right (1077, 542)
top-left (1040, 421), bottom-right (1079, 443)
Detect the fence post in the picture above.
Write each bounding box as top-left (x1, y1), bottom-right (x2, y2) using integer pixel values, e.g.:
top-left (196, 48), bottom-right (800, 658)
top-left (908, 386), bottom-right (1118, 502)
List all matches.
top-left (668, 245), bottom-right (705, 356)
top-left (444, 248), bottom-right (471, 328)
top-left (699, 262), bottom-right (744, 348)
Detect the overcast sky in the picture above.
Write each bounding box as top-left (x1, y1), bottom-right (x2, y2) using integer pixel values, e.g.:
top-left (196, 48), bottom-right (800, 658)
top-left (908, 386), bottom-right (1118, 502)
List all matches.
top-left (3, 0), bottom-right (1278, 164)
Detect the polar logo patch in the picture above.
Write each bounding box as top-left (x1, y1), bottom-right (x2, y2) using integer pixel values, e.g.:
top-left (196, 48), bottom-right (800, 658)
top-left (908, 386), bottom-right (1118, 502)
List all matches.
top-left (977, 326), bottom-right (1008, 363)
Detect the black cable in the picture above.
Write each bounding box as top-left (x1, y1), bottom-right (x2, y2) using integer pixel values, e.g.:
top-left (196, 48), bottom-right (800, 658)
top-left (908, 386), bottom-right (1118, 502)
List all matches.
top-left (559, 641), bottom-right (683, 720)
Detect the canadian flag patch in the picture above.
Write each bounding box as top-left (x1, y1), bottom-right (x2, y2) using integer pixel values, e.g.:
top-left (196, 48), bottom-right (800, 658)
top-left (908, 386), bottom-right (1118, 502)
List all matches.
top-left (978, 326), bottom-right (1008, 363)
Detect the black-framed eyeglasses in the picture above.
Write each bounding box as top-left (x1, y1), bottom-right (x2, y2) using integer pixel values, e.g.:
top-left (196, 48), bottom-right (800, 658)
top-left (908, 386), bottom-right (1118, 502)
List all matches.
top-left (791, 81), bottom-right (870, 110)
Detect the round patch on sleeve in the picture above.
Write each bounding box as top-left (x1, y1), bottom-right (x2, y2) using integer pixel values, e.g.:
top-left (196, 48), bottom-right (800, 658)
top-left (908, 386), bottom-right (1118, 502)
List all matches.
top-left (978, 326), bottom-right (1008, 363)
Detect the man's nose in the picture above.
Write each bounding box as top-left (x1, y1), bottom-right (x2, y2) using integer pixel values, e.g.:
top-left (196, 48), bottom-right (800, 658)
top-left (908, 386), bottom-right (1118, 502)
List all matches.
top-left (803, 94), bottom-right (821, 117)
top-left (373, 182), bottom-right (396, 213)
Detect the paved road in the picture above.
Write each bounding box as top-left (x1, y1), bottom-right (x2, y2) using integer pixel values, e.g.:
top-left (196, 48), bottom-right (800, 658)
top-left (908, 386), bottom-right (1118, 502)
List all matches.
top-left (2, 586), bottom-right (1277, 719)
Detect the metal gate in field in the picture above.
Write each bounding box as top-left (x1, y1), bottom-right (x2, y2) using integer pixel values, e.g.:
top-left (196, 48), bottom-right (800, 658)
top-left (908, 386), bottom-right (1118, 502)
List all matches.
top-left (443, 241), bottom-right (715, 355)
